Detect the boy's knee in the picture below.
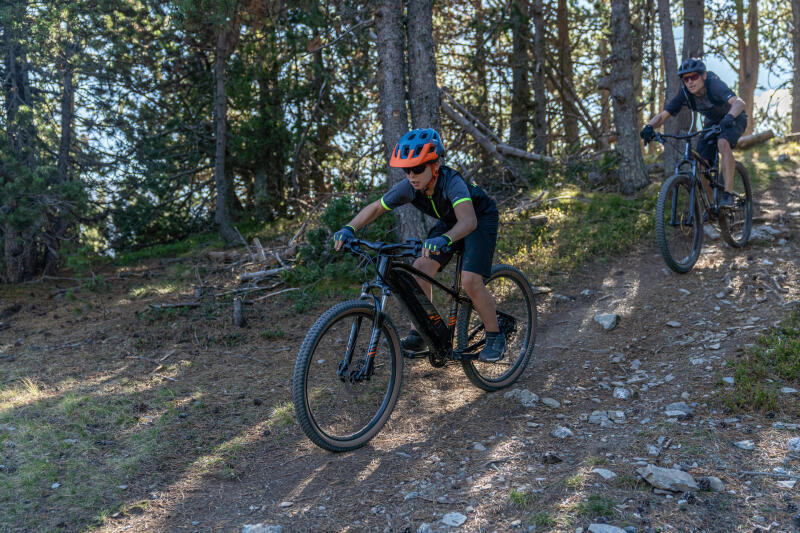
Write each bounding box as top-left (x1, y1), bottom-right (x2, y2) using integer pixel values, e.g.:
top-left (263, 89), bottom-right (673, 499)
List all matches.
top-left (461, 272), bottom-right (483, 293)
top-left (717, 138), bottom-right (732, 153)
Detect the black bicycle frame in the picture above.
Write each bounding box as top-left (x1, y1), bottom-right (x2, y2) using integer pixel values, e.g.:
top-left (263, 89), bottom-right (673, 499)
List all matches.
top-left (664, 126), bottom-right (723, 228)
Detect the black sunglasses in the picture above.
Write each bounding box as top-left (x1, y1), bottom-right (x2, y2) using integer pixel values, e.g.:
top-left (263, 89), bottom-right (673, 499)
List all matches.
top-left (406, 164), bottom-right (429, 175)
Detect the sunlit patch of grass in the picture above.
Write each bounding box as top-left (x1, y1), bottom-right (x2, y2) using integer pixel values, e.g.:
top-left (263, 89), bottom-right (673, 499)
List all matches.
top-left (564, 473), bottom-right (585, 490)
top-left (128, 282), bottom-right (181, 299)
top-left (497, 185), bottom-right (657, 284)
top-left (269, 401), bottom-right (295, 427)
top-left (738, 140), bottom-right (800, 192)
top-left (723, 306), bottom-right (800, 413)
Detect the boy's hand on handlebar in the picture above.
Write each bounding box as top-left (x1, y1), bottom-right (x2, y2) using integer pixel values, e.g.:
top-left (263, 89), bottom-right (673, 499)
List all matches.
top-left (332, 225), bottom-right (355, 251)
top-left (422, 235), bottom-right (451, 258)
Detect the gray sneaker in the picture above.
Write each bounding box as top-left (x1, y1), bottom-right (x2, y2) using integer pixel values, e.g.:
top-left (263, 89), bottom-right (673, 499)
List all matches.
top-left (479, 332), bottom-right (506, 362)
top-left (400, 330), bottom-right (426, 352)
top-left (718, 191), bottom-right (734, 209)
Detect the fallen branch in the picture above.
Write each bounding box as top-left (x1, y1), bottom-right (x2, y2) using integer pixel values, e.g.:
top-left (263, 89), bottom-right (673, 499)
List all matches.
top-left (149, 302), bottom-right (201, 309)
top-left (239, 266), bottom-right (289, 283)
top-left (252, 238), bottom-right (267, 261)
top-left (735, 130), bottom-right (774, 150)
top-left (496, 143), bottom-right (555, 163)
top-left (252, 287), bottom-right (299, 301)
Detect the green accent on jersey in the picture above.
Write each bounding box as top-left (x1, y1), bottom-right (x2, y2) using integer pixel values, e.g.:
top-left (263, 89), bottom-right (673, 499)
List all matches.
top-left (452, 197), bottom-right (472, 207)
top-left (428, 196), bottom-right (441, 218)
top-left (380, 197), bottom-right (391, 210)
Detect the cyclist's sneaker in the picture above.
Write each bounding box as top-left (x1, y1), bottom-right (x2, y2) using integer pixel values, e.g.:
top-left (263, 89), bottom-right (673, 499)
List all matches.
top-left (478, 331), bottom-right (506, 362)
top-left (718, 191), bottom-right (734, 209)
top-left (400, 329), bottom-right (426, 352)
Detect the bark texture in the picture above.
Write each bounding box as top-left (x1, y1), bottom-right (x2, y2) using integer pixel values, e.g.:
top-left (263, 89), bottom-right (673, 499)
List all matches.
top-left (509, 0), bottom-right (530, 151)
top-left (213, 9), bottom-right (242, 244)
top-left (407, 0), bottom-right (440, 130)
top-left (683, 0), bottom-right (704, 58)
top-left (794, 0), bottom-right (800, 133)
top-left (557, 0), bottom-right (579, 148)
top-left (657, 0), bottom-right (681, 174)
top-left (531, 0), bottom-right (548, 154)
top-left (735, 0), bottom-right (759, 135)
top-left (609, 0), bottom-right (649, 194)
top-left (375, 0), bottom-right (418, 240)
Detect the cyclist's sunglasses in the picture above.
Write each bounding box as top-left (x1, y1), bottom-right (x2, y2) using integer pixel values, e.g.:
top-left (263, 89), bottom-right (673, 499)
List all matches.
top-left (682, 72), bottom-right (701, 83)
top-left (406, 163), bottom-right (430, 175)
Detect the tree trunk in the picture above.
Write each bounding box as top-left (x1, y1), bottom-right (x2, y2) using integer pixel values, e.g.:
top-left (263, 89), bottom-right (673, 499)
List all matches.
top-left (509, 0), bottom-right (530, 151)
top-left (683, 0), bottom-right (704, 58)
top-left (46, 40), bottom-right (77, 273)
top-left (407, 0), bottom-right (440, 130)
top-left (2, 0), bottom-right (38, 282)
top-left (557, 0), bottom-right (579, 148)
top-left (597, 38), bottom-right (612, 151)
top-left (609, 0), bottom-right (649, 194)
top-left (793, 0), bottom-right (800, 133)
top-left (531, 0), bottom-right (547, 154)
top-left (213, 12), bottom-right (242, 245)
top-left (657, 0), bottom-right (681, 175)
top-left (735, 0), bottom-right (759, 135)
top-left (375, 0), bottom-right (417, 240)
top-left (680, 0), bottom-right (704, 132)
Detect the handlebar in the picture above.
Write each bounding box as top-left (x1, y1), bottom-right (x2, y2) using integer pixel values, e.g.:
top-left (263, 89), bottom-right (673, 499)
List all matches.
top-left (648, 124), bottom-right (721, 146)
top-left (342, 238), bottom-right (453, 258)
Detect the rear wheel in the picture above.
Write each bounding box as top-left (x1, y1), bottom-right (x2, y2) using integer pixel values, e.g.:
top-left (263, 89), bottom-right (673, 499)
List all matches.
top-left (718, 161), bottom-right (752, 248)
top-left (456, 265), bottom-right (536, 391)
top-left (292, 300), bottom-right (402, 452)
top-left (655, 173), bottom-right (703, 273)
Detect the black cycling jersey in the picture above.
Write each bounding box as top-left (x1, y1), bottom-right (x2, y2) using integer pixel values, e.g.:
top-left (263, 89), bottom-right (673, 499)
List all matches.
top-left (380, 165), bottom-right (496, 224)
top-left (665, 71), bottom-right (743, 124)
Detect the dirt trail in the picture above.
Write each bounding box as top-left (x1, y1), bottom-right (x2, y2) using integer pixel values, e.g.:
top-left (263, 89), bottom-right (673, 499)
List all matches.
top-left (1, 167), bottom-right (799, 533)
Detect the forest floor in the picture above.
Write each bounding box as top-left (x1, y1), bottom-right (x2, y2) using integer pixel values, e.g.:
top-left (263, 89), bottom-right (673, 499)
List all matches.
top-left (2, 145), bottom-right (800, 533)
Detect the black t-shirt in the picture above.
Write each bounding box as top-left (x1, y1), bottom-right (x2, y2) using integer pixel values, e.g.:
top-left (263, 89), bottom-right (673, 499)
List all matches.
top-left (380, 165), bottom-right (496, 224)
top-left (664, 71), bottom-right (740, 124)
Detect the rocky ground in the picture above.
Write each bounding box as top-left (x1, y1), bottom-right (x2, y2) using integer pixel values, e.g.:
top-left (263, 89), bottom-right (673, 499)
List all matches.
top-left (163, 166), bottom-right (800, 532)
top-left (1, 162), bottom-right (799, 533)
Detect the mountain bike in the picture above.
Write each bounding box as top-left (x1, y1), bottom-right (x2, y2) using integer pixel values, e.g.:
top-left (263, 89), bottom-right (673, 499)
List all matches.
top-left (650, 124), bottom-right (753, 273)
top-left (291, 238), bottom-right (537, 452)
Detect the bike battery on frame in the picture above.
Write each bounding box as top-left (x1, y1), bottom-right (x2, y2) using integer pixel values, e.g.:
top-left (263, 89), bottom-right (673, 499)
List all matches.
top-left (388, 265), bottom-right (452, 353)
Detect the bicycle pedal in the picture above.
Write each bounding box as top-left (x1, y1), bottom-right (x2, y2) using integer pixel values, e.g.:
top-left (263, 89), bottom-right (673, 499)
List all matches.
top-left (402, 350), bottom-right (430, 360)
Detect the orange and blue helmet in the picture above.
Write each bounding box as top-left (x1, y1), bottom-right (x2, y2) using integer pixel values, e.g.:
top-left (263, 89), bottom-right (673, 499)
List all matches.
top-left (389, 128), bottom-right (445, 168)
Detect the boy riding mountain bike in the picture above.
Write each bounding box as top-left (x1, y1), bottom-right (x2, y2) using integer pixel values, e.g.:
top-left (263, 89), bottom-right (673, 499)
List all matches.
top-left (332, 128), bottom-right (505, 363)
top-left (640, 58), bottom-right (747, 209)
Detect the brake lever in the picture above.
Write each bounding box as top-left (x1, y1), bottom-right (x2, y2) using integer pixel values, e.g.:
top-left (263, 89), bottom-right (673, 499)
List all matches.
top-left (703, 126), bottom-right (721, 141)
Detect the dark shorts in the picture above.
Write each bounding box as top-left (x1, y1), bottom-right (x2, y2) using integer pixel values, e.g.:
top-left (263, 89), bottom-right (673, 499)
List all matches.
top-left (426, 210), bottom-right (499, 279)
top-left (696, 114), bottom-right (747, 164)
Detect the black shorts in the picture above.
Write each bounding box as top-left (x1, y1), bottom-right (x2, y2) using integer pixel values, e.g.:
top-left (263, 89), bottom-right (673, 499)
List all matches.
top-left (696, 114), bottom-right (747, 164)
top-left (426, 210), bottom-right (499, 279)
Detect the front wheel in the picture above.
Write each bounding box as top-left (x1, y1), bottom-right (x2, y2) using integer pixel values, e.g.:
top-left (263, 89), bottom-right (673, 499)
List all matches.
top-left (456, 265), bottom-right (536, 391)
top-left (718, 161), bottom-right (753, 248)
top-left (655, 173), bottom-right (703, 273)
top-left (292, 300), bottom-right (403, 452)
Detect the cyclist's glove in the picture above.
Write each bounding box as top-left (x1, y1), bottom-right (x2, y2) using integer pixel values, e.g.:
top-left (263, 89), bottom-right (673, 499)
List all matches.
top-left (640, 124), bottom-right (655, 143)
top-left (423, 234), bottom-right (452, 254)
top-left (333, 225), bottom-right (355, 246)
top-left (719, 114), bottom-right (734, 130)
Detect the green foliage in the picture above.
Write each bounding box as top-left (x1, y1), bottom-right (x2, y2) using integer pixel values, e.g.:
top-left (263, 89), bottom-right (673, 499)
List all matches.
top-left (260, 326), bottom-right (285, 340)
top-left (532, 512), bottom-right (556, 527)
top-left (498, 184), bottom-right (657, 283)
top-left (509, 489), bottom-right (535, 509)
top-left (723, 306), bottom-right (800, 413)
top-left (573, 494), bottom-right (615, 517)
